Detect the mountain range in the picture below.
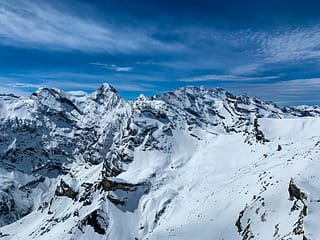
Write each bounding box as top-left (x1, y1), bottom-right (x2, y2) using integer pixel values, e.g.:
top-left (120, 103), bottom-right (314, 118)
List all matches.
top-left (0, 84), bottom-right (319, 240)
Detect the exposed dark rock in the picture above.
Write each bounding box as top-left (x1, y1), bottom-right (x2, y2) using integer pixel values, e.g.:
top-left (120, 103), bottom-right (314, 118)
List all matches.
top-left (0, 193), bottom-right (32, 227)
top-left (0, 232), bottom-right (10, 237)
top-left (79, 183), bottom-right (94, 206)
top-left (260, 212), bottom-right (267, 222)
top-left (99, 178), bottom-right (138, 192)
top-left (236, 209), bottom-right (245, 233)
top-left (253, 118), bottom-right (269, 143)
top-left (154, 206), bottom-right (166, 226)
top-left (293, 217), bottom-right (305, 235)
top-left (55, 179), bottom-right (78, 200)
top-left (273, 223), bottom-right (280, 237)
top-left (73, 210), bottom-right (79, 217)
top-left (154, 199), bottom-right (172, 226)
top-left (288, 179), bottom-right (307, 201)
top-left (80, 210), bottom-right (109, 235)
top-left (241, 223), bottom-right (254, 240)
top-left (107, 194), bottom-right (126, 206)
top-left (288, 179), bottom-right (309, 238)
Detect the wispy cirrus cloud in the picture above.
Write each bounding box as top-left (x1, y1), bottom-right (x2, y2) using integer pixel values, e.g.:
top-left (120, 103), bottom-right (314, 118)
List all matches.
top-left (6, 82), bottom-right (43, 88)
top-left (225, 77), bottom-right (320, 106)
top-left (176, 25), bottom-right (320, 77)
top-left (67, 90), bottom-right (88, 96)
top-left (1, 0), bottom-right (319, 69)
top-left (0, 86), bottom-right (29, 97)
top-left (180, 74), bottom-right (279, 82)
top-left (135, 59), bottom-right (157, 65)
top-left (246, 26), bottom-right (320, 63)
top-left (90, 62), bottom-right (133, 72)
top-left (0, 0), bottom-right (183, 53)
top-left (270, 78), bottom-right (320, 93)
top-left (230, 64), bottom-right (263, 75)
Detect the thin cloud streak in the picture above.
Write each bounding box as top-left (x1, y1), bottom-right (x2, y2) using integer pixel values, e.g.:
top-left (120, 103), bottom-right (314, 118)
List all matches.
top-left (67, 90), bottom-right (88, 96)
top-left (226, 77), bottom-right (320, 106)
top-left (90, 63), bottom-right (134, 72)
top-left (230, 64), bottom-right (263, 75)
top-left (180, 74), bottom-right (279, 82)
top-left (6, 83), bottom-right (43, 88)
top-left (248, 26), bottom-right (320, 63)
top-left (0, 1), bottom-right (182, 53)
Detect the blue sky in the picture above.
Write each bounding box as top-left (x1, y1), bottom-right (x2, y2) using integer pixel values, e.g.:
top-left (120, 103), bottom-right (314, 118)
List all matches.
top-left (1, 0), bottom-right (320, 105)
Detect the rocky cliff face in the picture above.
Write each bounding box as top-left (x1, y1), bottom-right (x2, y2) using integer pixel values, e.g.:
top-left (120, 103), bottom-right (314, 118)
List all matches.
top-left (0, 84), bottom-right (319, 239)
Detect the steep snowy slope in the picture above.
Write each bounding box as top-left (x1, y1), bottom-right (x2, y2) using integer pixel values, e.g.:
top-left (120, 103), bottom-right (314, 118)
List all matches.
top-left (0, 84), bottom-right (319, 240)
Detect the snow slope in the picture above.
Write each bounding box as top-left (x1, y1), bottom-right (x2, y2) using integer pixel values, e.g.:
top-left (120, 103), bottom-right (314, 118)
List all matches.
top-left (0, 84), bottom-right (319, 240)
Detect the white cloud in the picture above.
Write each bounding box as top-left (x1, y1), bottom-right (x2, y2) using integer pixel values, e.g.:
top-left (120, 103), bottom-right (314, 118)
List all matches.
top-left (90, 63), bottom-right (133, 72)
top-left (113, 82), bottom-right (156, 91)
top-left (6, 83), bottom-right (43, 88)
top-left (0, 1), bottom-right (181, 53)
top-left (249, 26), bottom-right (320, 62)
top-left (271, 78), bottom-right (320, 92)
top-left (230, 64), bottom-right (262, 75)
top-left (135, 59), bottom-right (157, 65)
top-left (67, 90), bottom-right (88, 96)
top-left (226, 77), bottom-right (320, 106)
top-left (114, 67), bottom-right (133, 72)
top-left (0, 86), bottom-right (30, 97)
top-left (180, 74), bottom-right (279, 82)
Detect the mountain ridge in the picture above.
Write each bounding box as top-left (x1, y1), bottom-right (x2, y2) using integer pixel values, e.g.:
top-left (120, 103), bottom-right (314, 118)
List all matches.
top-left (0, 83), bottom-right (319, 239)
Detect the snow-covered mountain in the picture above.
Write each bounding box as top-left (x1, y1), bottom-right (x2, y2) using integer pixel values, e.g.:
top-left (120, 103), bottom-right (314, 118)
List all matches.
top-left (0, 84), bottom-right (319, 240)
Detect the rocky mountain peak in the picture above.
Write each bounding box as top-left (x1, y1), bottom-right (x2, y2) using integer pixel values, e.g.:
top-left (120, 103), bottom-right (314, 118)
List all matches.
top-left (96, 83), bottom-right (117, 95)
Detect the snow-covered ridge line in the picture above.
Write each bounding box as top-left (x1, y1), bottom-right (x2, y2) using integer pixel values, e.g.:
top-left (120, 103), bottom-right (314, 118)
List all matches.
top-left (0, 83), bottom-right (319, 240)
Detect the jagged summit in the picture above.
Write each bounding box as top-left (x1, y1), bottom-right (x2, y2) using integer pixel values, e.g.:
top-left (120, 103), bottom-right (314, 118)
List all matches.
top-left (91, 83), bottom-right (120, 102)
top-left (97, 83), bottom-right (118, 93)
top-left (0, 83), bottom-right (319, 239)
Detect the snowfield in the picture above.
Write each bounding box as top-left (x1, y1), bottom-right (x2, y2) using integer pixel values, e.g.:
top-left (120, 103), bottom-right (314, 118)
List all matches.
top-left (0, 84), bottom-right (319, 240)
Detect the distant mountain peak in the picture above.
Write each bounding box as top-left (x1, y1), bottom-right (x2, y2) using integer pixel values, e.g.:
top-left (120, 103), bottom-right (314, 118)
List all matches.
top-left (97, 83), bottom-right (117, 94)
